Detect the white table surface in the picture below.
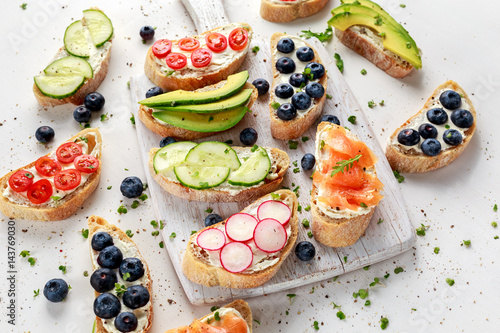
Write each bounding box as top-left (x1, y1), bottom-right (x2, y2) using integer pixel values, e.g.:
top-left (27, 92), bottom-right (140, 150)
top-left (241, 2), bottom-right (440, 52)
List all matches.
top-left (0, 0), bottom-right (499, 332)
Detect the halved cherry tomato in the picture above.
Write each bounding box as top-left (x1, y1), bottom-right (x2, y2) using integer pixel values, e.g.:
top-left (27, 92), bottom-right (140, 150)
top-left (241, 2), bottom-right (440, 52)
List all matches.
top-left (56, 142), bottom-right (83, 164)
top-left (8, 170), bottom-right (34, 192)
top-left (152, 39), bottom-right (172, 58)
top-left (205, 32), bottom-right (227, 53)
top-left (54, 169), bottom-right (81, 191)
top-left (35, 157), bottom-right (62, 177)
top-left (191, 48), bottom-right (212, 68)
top-left (178, 37), bottom-right (200, 51)
top-left (165, 53), bottom-right (187, 69)
top-left (228, 28), bottom-right (249, 51)
top-left (27, 179), bottom-right (53, 204)
top-left (74, 155), bottom-right (99, 173)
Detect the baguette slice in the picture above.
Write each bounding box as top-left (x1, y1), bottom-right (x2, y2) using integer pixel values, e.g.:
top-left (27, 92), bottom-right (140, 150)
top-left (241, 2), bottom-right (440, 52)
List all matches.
top-left (386, 80), bottom-right (477, 173)
top-left (148, 146), bottom-right (290, 203)
top-left (88, 215), bottom-right (153, 333)
top-left (144, 23), bottom-right (252, 92)
top-left (260, 0), bottom-right (329, 22)
top-left (138, 82), bottom-right (258, 140)
top-left (269, 33), bottom-right (328, 140)
top-left (182, 190), bottom-right (298, 289)
top-left (0, 128), bottom-right (102, 221)
top-left (164, 299), bottom-right (252, 333)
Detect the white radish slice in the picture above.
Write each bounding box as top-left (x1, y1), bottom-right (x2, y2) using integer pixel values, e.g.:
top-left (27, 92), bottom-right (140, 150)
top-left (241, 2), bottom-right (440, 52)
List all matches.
top-left (253, 218), bottom-right (287, 253)
top-left (196, 228), bottom-right (226, 251)
top-left (257, 200), bottom-right (292, 226)
top-left (220, 242), bottom-right (253, 273)
top-left (225, 213), bottom-right (258, 242)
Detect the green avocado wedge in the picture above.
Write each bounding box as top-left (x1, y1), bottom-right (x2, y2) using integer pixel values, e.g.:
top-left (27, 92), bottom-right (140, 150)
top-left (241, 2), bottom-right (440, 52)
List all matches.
top-left (139, 71), bottom-right (249, 107)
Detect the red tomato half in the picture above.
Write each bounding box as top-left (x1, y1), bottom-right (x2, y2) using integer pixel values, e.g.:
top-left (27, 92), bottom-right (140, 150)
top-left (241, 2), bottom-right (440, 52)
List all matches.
top-left (165, 53), bottom-right (187, 69)
top-left (205, 32), bottom-right (227, 53)
top-left (27, 179), bottom-right (53, 204)
top-left (56, 142), bottom-right (83, 164)
top-left (35, 157), bottom-right (62, 177)
top-left (74, 155), bottom-right (99, 173)
top-left (54, 169), bottom-right (81, 191)
top-left (191, 48), bottom-right (212, 68)
top-left (178, 37), bottom-right (200, 51)
top-left (152, 39), bottom-right (172, 58)
top-left (8, 170), bottom-right (34, 192)
top-left (228, 28), bottom-right (249, 51)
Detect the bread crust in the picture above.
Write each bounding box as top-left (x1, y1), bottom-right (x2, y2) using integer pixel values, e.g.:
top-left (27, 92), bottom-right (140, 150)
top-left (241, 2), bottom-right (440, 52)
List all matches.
top-left (385, 80), bottom-right (477, 173)
top-left (88, 215), bottom-right (153, 333)
top-left (181, 190), bottom-right (298, 289)
top-left (0, 128), bottom-right (102, 221)
top-left (269, 33), bottom-right (328, 140)
top-left (260, 0), bottom-right (329, 22)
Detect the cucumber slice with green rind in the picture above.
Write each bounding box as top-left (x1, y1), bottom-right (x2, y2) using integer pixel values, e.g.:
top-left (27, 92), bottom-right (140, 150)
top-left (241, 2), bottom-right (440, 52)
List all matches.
top-left (43, 56), bottom-right (93, 78)
top-left (227, 147), bottom-right (271, 187)
top-left (153, 141), bottom-right (196, 174)
top-left (83, 9), bottom-right (113, 47)
top-left (185, 142), bottom-right (241, 171)
top-left (174, 165), bottom-right (230, 190)
top-left (64, 20), bottom-right (90, 58)
top-left (34, 75), bottom-right (85, 99)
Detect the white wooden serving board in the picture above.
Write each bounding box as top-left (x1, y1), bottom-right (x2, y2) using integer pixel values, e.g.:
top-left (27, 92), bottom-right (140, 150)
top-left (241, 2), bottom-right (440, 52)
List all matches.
top-left (129, 0), bottom-right (416, 306)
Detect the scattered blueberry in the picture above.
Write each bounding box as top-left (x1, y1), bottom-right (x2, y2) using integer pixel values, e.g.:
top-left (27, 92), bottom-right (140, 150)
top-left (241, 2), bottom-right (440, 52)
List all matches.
top-left (275, 83), bottom-right (294, 99)
top-left (122, 285), bottom-right (150, 309)
top-left (450, 109), bottom-right (474, 128)
top-left (291, 92), bottom-right (312, 110)
top-left (119, 258), bottom-right (145, 282)
top-left (90, 268), bottom-right (118, 293)
top-left (418, 123), bottom-right (438, 139)
top-left (97, 245), bottom-right (123, 269)
top-left (276, 57), bottom-right (296, 74)
top-left (397, 129), bottom-right (420, 146)
top-left (277, 103), bottom-right (297, 121)
top-left (91, 232), bottom-right (114, 251)
top-left (426, 108), bottom-right (448, 125)
top-left (295, 241), bottom-right (316, 261)
top-left (320, 115), bottom-right (340, 125)
top-left (276, 38), bottom-right (295, 54)
top-left (240, 128), bottom-right (258, 146)
top-left (140, 25), bottom-right (155, 41)
top-left (35, 126), bottom-right (55, 143)
top-left (296, 46), bottom-right (315, 62)
top-left (252, 78), bottom-right (270, 96)
top-left (94, 293), bottom-right (121, 319)
top-left (305, 82), bottom-right (324, 99)
top-left (301, 153), bottom-right (316, 170)
top-left (204, 213), bottom-right (223, 227)
top-left (120, 176), bottom-right (144, 198)
top-left (73, 106), bottom-right (92, 123)
top-left (84, 92), bottom-right (105, 112)
top-left (43, 278), bottom-right (69, 303)
top-left (115, 312), bottom-right (138, 332)
top-left (421, 138), bottom-right (441, 156)
top-left (439, 90), bottom-right (461, 110)
top-left (305, 62), bottom-right (325, 80)
top-left (289, 73), bottom-right (309, 88)
top-left (145, 86), bottom-right (163, 98)
top-left (443, 129), bottom-right (462, 146)
top-left (159, 136), bottom-right (177, 147)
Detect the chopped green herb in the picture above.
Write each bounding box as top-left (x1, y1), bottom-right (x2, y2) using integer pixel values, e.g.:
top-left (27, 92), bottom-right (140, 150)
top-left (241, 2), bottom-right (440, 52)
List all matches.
top-left (271, 193), bottom-right (281, 201)
top-left (21, 3), bottom-right (27, 10)
top-left (495, 236), bottom-right (499, 240)
top-left (334, 53), bottom-right (344, 73)
top-left (210, 306), bottom-right (220, 312)
top-left (343, 256), bottom-right (347, 263)
top-left (286, 311), bottom-right (289, 315)
top-left (303, 67), bottom-right (314, 80)
top-left (159, 220), bottom-right (165, 230)
top-left (347, 115), bottom-right (357, 124)
top-left (130, 114), bottom-right (136, 125)
top-left (494, 204), bottom-right (498, 212)
top-left (122, 272), bottom-right (131, 281)
top-left (302, 219), bottom-right (310, 228)
top-left (117, 205), bottom-right (128, 214)
top-left (445, 124), bottom-right (450, 129)
top-left (115, 283), bottom-right (127, 296)
top-left (326, 94), bottom-right (333, 99)
top-left (169, 232), bottom-right (176, 239)
top-left (368, 100), bottom-right (375, 108)
top-left (380, 317), bottom-right (389, 330)
top-left (320, 140), bottom-right (325, 150)
top-left (369, 277), bottom-right (380, 287)
top-left (138, 193), bottom-right (148, 201)
top-left (310, 286), bottom-right (315, 293)
top-left (358, 288), bottom-right (369, 299)
top-left (416, 223), bottom-right (428, 236)
top-left (20, 250), bottom-right (30, 258)
top-left (379, 100), bottom-right (385, 106)
top-left (307, 231), bottom-right (313, 238)
top-left (151, 220), bottom-right (159, 228)
top-left (333, 276), bottom-right (338, 282)
top-left (81, 228), bottom-right (89, 239)
top-left (50, 196), bottom-right (61, 201)
top-left (374, 17), bottom-right (383, 26)
top-left (78, 136), bottom-right (88, 143)
top-left (394, 267), bottom-right (404, 274)
top-left (384, 273), bottom-right (390, 279)
top-left (252, 46), bottom-right (260, 53)
top-left (191, 230), bottom-right (197, 235)
top-left (446, 278), bottom-right (455, 286)
top-left (254, 319), bottom-right (261, 325)
top-left (377, 218), bottom-right (384, 224)
top-left (463, 240), bottom-right (471, 246)
top-left (434, 247), bottom-right (440, 254)
top-left (300, 26), bottom-right (333, 43)
top-left (165, 70), bottom-right (175, 76)
top-left (304, 205), bottom-right (311, 212)
top-left (33, 289), bottom-right (40, 297)
top-left (313, 321), bottom-right (319, 330)
top-left (297, 204), bottom-right (302, 212)
top-left (83, 270), bottom-right (89, 277)
top-left (28, 257), bottom-right (36, 266)
top-left (330, 155), bottom-right (362, 177)
top-left (107, 186), bottom-right (112, 190)
top-left (400, 4), bottom-right (406, 8)
top-left (363, 266), bottom-right (370, 271)
top-left (131, 200), bottom-right (140, 209)
top-left (293, 167), bottom-right (300, 174)
top-left (393, 170), bottom-right (405, 183)
top-left (360, 69), bottom-right (367, 75)
top-left (271, 101), bottom-right (281, 110)
top-left (492, 222), bottom-right (498, 227)
top-left (100, 113), bottom-right (109, 122)
top-left (127, 81), bottom-right (130, 88)
top-left (365, 300), bottom-right (371, 306)
top-left (59, 265), bottom-right (67, 274)
top-left (286, 294), bottom-right (296, 304)
top-left (151, 231), bottom-right (159, 236)
top-left (359, 202), bottom-right (368, 208)
top-left (288, 140), bottom-right (299, 150)
top-left (205, 207), bottom-right (213, 213)
top-left (126, 230), bottom-right (134, 238)
top-left (301, 136), bottom-right (309, 142)
top-left (159, 241), bottom-right (164, 248)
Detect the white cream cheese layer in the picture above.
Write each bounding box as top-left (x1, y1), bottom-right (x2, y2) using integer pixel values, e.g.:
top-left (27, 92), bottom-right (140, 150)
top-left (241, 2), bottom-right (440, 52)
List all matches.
top-left (269, 0), bottom-right (302, 4)
top-left (201, 307), bottom-right (250, 333)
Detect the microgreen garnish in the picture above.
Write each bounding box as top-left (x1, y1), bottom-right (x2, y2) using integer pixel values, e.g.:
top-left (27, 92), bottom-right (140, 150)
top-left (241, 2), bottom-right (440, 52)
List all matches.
top-left (252, 46), bottom-right (260, 53)
top-left (210, 306), bottom-right (219, 312)
top-left (361, 69), bottom-right (367, 75)
top-left (304, 205), bottom-right (311, 212)
top-left (360, 202), bottom-right (368, 208)
top-left (494, 204), bottom-right (498, 212)
top-left (378, 218), bottom-right (384, 224)
top-left (131, 200), bottom-right (140, 209)
top-left (492, 222), bottom-right (498, 227)
top-left (115, 283), bottom-right (127, 296)
top-left (380, 317), bottom-right (389, 330)
top-left (313, 321), bottom-right (319, 330)
top-left (301, 136), bottom-right (309, 142)
top-left (251, 145), bottom-right (259, 152)
top-left (122, 272), bottom-right (131, 281)
top-left (159, 241), bottom-right (164, 248)
top-left (446, 278), bottom-right (455, 286)
top-left (303, 67), bottom-right (314, 80)
top-left (271, 101), bottom-right (281, 110)
top-left (33, 289), bottom-right (40, 297)
top-left (334, 53), bottom-right (344, 73)
top-left (302, 219), bottom-right (310, 228)
top-left (462, 240), bottom-right (471, 246)
top-left (28, 257), bottom-right (36, 266)
top-left (307, 231), bottom-right (313, 238)
top-left (400, 4), bottom-right (406, 8)
top-left (51, 196), bottom-right (61, 201)
top-left (59, 265), bottom-right (67, 274)
top-left (330, 155), bottom-right (362, 177)
top-left (100, 113), bottom-right (109, 122)
top-left (368, 100), bottom-right (376, 108)
top-left (191, 230), bottom-right (197, 235)
top-left (107, 186), bottom-right (112, 190)
top-left (434, 247), bottom-right (440, 254)
top-left (326, 94), bottom-right (333, 99)
top-left (151, 231), bottom-right (159, 236)
top-left (365, 300), bottom-right (371, 306)
top-left (117, 205), bottom-right (127, 214)
top-left (347, 115), bottom-right (356, 124)
top-left (21, 3), bottom-right (27, 10)
top-left (271, 193), bottom-right (281, 201)
top-left (169, 232), bottom-right (176, 239)
top-left (288, 140), bottom-right (298, 150)
top-left (130, 114), bottom-right (136, 125)
top-left (139, 193), bottom-right (148, 201)
top-left (337, 311), bottom-right (346, 320)
top-left (393, 170), bottom-right (404, 183)
top-left (299, 26), bottom-right (333, 43)
top-left (20, 250), bottom-right (30, 258)
top-left (254, 319), bottom-right (261, 325)
top-left (369, 277), bottom-right (380, 287)
top-left (126, 230), bottom-right (134, 238)
top-left (394, 267), bottom-right (404, 274)
top-left (363, 266), bottom-right (370, 271)
top-left (416, 223), bottom-right (428, 236)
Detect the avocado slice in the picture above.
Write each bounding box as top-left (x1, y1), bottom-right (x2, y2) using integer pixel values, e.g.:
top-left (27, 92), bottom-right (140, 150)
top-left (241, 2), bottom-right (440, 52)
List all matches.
top-left (139, 71), bottom-right (249, 107)
top-left (153, 88), bottom-right (253, 113)
top-left (152, 107), bottom-right (248, 133)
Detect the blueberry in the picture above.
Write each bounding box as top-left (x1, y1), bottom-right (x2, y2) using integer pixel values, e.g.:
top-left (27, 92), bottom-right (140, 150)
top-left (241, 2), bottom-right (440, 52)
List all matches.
top-left (122, 285), bottom-right (150, 309)
top-left (421, 138), bottom-right (441, 156)
top-left (97, 245), bottom-right (123, 269)
top-left (275, 83), bottom-right (294, 99)
top-left (426, 108), bottom-right (448, 125)
top-left (443, 129), bottom-right (462, 146)
top-left (397, 129), bottom-right (420, 146)
top-left (291, 92), bottom-right (312, 110)
top-left (277, 103), bottom-right (297, 121)
top-left (276, 57), bottom-right (296, 74)
top-left (94, 293), bottom-right (121, 319)
top-left (145, 86), bottom-right (163, 98)
top-left (120, 258), bottom-right (145, 282)
top-left (73, 106), bottom-right (92, 123)
top-left (450, 109), bottom-right (473, 128)
top-left (418, 123), bottom-right (438, 139)
top-left (43, 278), bottom-right (69, 303)
top-left (320, 115), bottom-right (340, 125)
top-left (296, 46), bottom-right (314, 62)
top-left (91, 232), bottom-right (114, 251)
top-left (240, 128), bottom-right (258, 146)
top-left (204, 213), bottom-right (223, 227)
top-left (84, 92), bottom-right (105, 112)
top-left (159, 136), bottom-right (177, 147)
top-left (90, 268), bottom-right (118, 293)
top-left (289, 73), bottom-right (309, 88)
top-left (35, 126), bottom-right (55, 143)
top-left (305, 62), bottom-right (325, 80)
top-left (276, 38), bottom-right (295, 54)
top-left (252, 78), bottom-right (270, 96)
top-left (305, 82), bottom-right (324, 99)
top-left (115, 312), bottom-right (138, 332)
top-left (301, 153), bottom-right (316, 170)
top-left (295, 241), bottom-right (315, 261)
top-left (140, 25), bottom-right (155, 41)
top-left (439, 90), bottom-right (461, 110)
top-left (120, 176), bottom-right (144, 198)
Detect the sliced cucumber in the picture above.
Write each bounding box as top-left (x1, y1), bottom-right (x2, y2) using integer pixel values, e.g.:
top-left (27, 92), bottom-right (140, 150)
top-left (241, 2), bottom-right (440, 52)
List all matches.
top-left (153, 141), bottom-right (196, 174)
top-left (227, 147), bottom-right (271, 187)
top-left (83, 9), bottom-right (113, 47)
top-left (34, 75), bottom-right (85, 99)
top-left (64, 20), bottom-right (89, 58)
top-left (174, 165), bottom-right (230, 190)
top-left (43, 56), bottom-right (93, 78)
top-left (185, 142), bottom-right (240, 171)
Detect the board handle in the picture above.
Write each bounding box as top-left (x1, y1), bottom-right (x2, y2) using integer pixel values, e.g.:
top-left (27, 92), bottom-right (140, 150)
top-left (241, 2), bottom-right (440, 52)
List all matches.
top-left (180, 0), bottom-right (230, 32)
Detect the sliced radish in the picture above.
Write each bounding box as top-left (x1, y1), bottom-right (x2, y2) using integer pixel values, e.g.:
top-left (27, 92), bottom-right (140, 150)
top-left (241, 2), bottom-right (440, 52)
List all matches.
top-left (220, 242), bottom-right (253, 273)
top-left (196, 228), bottom-right (226, 251)
top-left (225, 213), bottom-right (259, 242)
top-left (257, 200), bottom-right (292, 226)
top-left (253, 218), bottom-right (287, 253)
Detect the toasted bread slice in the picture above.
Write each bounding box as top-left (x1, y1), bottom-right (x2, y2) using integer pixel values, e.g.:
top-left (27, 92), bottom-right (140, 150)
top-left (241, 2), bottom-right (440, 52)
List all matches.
top-left (386, 80), bottom-right (477, 173)
top-left (260, 0), bottom-right (329, 22)
top-left (182, 190), bottom-right (298, 289)
top-left (88, 215), bottom-right (153, 333)
top-left (144, 23), bottom-right (252, 92)
top-left (138, 82), bottom-right (258, 140)
top-left (0, 128), bottom-right (102, 221)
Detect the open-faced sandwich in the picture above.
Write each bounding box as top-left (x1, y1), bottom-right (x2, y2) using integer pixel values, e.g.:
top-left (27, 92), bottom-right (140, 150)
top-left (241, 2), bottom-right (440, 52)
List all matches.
top-left (260, 0), bottom-right (329, 23)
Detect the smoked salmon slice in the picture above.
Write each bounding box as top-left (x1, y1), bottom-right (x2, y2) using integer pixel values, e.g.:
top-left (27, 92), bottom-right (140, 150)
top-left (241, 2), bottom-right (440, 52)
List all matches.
top-left (165, 312), bottom-right (248, 333)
